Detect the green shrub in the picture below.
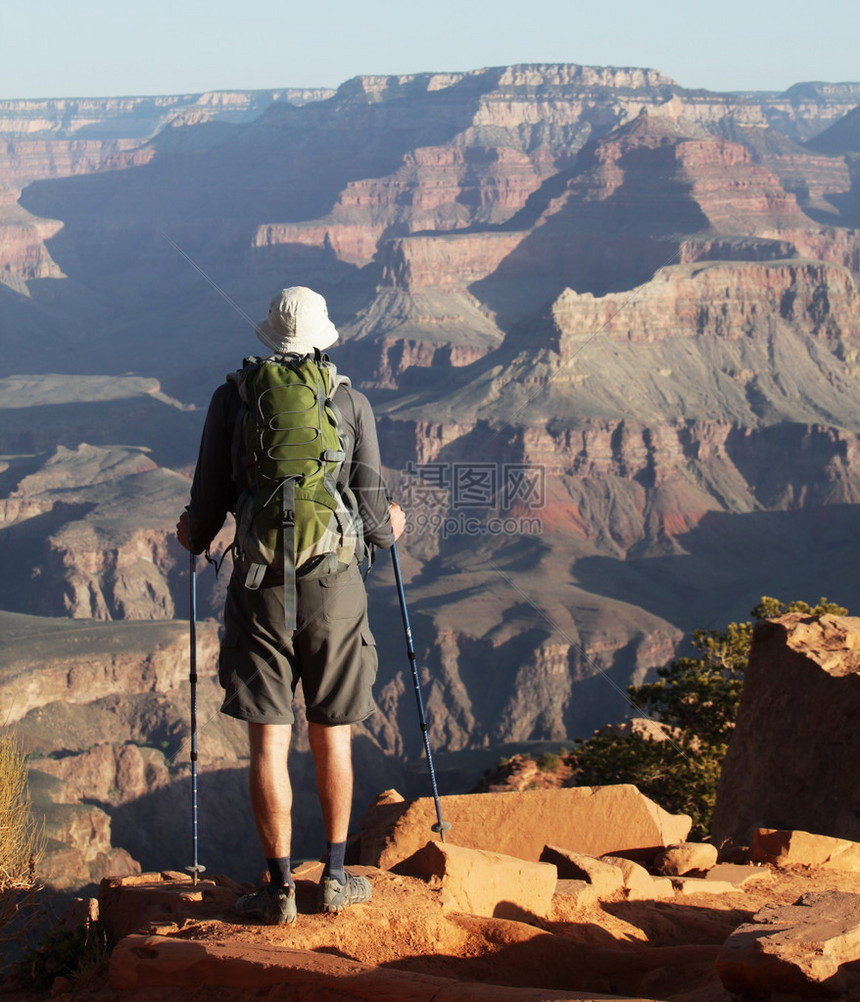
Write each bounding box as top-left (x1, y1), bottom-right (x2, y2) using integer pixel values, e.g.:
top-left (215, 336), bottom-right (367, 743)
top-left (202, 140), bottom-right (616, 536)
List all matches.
top-left (537, 752), bottom-right (560, 773)
top-left (18, 920), bottom-right (112, 990)
top-left (566, 596), bottom-right (846, 838)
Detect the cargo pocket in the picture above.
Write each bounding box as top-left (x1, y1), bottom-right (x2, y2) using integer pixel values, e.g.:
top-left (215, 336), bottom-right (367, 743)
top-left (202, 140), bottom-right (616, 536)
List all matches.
top-left (217, 627), bottom-right (239, 688)
top-left (319, 561), bottom-right (365, 622)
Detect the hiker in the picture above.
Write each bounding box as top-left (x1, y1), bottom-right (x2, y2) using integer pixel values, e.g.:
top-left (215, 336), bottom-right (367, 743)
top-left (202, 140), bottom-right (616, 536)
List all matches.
top-left (176, 285), bottom-right (405, 925)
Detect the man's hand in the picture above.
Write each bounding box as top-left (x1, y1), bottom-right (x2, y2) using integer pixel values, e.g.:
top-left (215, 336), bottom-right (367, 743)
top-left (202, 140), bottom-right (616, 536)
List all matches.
top-left (176, 510), bottom-right (192, 551)
top-left (388, 501), bottom-right (406, 541)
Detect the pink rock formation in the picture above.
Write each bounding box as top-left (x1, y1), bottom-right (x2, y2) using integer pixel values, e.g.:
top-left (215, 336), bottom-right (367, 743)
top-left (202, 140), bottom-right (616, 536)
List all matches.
top-left (379, 229), bottom-right (526, 289)
top-left (29, 742), bottom-right (170, 804)
top-left (0, 194), bottom-right (63, 284)
top-left (0, 138), bottom-right (145, 188)
top-left (550, 259), bottom-right (860, 346)
top-left (0, 618), bottom-right (219, 726)
top-left (255, 146), bottom-right (545, 268)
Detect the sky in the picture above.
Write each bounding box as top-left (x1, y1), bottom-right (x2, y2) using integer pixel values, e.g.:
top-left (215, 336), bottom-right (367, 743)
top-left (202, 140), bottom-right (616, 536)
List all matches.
top-left (1, 0), bottom-right (857, 101)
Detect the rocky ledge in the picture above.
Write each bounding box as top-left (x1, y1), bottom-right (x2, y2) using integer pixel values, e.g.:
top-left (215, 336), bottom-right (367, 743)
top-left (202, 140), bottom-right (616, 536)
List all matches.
top-left (44, 805), bottom-right (860, 1002)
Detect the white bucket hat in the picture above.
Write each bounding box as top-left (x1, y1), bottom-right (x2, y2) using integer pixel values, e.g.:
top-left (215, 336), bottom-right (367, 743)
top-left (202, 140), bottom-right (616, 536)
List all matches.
top-left (255, 286), bottom-right (339, 355)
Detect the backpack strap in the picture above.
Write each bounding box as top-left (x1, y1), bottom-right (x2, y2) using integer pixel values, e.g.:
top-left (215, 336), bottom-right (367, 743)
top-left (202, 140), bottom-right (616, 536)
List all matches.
top-left (228, 361), bottom-right (262, 585)
top-left (280, 478), bottom-right (298, 630)
top-left (243, 476), bottom-right (299, 631)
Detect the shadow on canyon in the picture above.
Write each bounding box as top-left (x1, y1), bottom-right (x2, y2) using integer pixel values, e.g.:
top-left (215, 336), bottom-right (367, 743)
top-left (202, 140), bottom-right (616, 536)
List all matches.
top-left (107, 732), bottom-right (414, 882)
top-left (573, 504), bottom-right (860, 636)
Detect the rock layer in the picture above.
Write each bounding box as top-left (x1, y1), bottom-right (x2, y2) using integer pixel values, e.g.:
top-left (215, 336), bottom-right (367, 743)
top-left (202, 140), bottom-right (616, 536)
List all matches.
top-left (0, 64), bottom-right (859, 895)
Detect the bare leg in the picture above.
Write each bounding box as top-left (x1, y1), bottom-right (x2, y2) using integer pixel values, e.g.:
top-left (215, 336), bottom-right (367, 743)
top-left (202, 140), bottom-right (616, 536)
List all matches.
top-left (247, 722), bottom-right (292, 857)
top-left (308, 722), bottom-right (353, 843)
top-left (309, 722), bottom-right (371, 911)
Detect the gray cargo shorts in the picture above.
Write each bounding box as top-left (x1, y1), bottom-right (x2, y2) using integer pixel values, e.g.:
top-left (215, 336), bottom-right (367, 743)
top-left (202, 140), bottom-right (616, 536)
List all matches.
top-left (217, 559), bottom-right (378, 726)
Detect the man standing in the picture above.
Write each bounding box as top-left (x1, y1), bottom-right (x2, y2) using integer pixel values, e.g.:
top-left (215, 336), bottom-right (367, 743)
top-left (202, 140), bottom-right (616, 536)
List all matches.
top-left (176, 286), bottom-right (404, 925)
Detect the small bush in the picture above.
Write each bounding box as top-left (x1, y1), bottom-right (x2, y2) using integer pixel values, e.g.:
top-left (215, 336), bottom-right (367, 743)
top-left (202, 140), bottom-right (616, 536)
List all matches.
top-left (0, 735), bottom-right (44, 943)
top-left (18, 920), bottom-right (112, 990)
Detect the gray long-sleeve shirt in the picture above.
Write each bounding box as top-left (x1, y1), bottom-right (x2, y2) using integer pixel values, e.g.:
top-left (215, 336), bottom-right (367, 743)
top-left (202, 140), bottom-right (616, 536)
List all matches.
top-left (186, 374), bottom-right (394, 555)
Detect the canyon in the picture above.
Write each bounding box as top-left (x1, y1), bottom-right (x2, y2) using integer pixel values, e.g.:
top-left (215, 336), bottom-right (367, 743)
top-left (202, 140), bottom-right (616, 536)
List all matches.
top-left (0, 63), bottom-right (858, 879)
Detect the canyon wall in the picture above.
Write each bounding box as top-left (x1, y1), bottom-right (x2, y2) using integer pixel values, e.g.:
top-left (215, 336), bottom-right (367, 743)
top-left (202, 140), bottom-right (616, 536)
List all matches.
top-left (0, 63), bottom-right (859, 883)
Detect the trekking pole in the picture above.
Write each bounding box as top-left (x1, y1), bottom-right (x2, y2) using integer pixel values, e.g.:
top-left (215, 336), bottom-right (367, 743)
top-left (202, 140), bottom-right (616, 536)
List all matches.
top-left (186, 549), bottom-right (206, 885)
top-left (390, 542), bottom-right (451, 841)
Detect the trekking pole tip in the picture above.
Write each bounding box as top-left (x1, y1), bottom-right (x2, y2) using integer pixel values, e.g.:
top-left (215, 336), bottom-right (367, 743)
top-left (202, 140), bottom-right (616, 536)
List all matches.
top-left (186, 863), bottom-right (207, 885)
top-left (431, 820), bottom-right (452, 839)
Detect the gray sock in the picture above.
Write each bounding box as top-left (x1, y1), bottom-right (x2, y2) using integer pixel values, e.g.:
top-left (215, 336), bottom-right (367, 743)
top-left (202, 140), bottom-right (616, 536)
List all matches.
top-left (324, 841), bottom-right (347, 884)
top-left (266, 856), bottom-right (294, 890)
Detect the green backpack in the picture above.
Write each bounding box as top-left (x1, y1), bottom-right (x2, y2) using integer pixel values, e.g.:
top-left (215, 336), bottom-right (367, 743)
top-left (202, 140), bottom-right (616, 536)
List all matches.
top-left (229, 351), bottom-right (362, 628)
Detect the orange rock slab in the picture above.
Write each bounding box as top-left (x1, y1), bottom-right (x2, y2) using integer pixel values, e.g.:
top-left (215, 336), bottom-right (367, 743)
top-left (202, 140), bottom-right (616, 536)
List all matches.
top-left (398, 840), bottom-right (558, 919)
top-left (751, 828), bottom-right (860, 872)
top-left (360, 785), bottom-right (691, 870)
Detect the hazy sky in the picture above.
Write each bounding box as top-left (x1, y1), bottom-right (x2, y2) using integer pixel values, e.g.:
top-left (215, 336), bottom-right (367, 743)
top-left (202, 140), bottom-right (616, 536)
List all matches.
top-left (2, 0), bottom-right (857, 100)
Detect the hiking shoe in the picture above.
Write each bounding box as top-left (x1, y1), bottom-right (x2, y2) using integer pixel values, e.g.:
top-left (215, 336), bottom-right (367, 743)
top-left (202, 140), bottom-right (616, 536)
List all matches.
top-left (235, 885), bottom-right (297, 925)
top-left (317, 871), bottom-right (372, 914)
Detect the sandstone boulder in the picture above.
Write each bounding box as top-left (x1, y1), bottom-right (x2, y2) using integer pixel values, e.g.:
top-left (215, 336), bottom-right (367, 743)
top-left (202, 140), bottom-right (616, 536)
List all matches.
top-left (57, 896), bottom-right (100, 929)
top-left (653, 842), bottom-right (718, 876)
top-left (601, 855), bottom-right (675, 900)
top-left (712, 613), bottom-right (860, 846)
top-left (100, 872), bottom-right (239, 941)
top-left (360, 785), bottom-right (691, 870)
top-left (717, 891), bottom-right (860, 996)
top-left (751, 828), bottom-right (860, 872)
top-left (399, 841), bottom-right (558, 920)
top-left (554, 879), bottom-right (598, 906)
top-left (540, 846), bottom-right (624, 898)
